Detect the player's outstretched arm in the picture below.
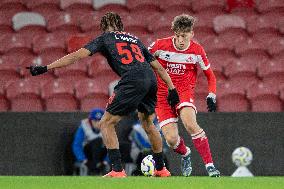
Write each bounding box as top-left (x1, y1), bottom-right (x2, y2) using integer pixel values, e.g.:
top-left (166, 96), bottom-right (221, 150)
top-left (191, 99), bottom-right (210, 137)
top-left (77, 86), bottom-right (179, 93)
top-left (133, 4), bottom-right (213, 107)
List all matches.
top-left (27, 48), bottom-right (91, 76)
top-left (150, 60), bottom-right (180, 108)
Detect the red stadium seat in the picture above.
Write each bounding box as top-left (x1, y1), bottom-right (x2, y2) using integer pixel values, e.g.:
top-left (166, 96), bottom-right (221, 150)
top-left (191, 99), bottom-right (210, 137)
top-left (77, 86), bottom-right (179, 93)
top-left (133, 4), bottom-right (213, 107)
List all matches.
top-left (94, 0), bottom-right (128, 13)
top-left (226, 0), bottom-right (255, 12)
top-left (121, 14), bottom-right (149, 35)
top-left (194, 88), bottom-right (208, 113)
top-left (234, 38), bottom-right (267, 57)
top-left (0, 10), bottom-right (15, 36)
top-left (159, 0), bottom-right (192, 12)
top-left (138, 34), bottom-right (157, 48)
top-left (192, 0), bottom-right (225, 13)
top-left (12, 12), bottom-right (47, 36)
top-left (218, 30), bottom-right (249, 50)
top-left (213, 15), bottom-right (246, 34)
top-left (224, 57), bottom-right (259, 84)
top-left (247, 82), bottom-right (281, 112)
top-left (0, 56), bottom-right (21, 86)
top-left (279, 18), bottom-right (284, 34)
top-left (258, 59), bottom-right (284, 85)
top-left (88, 56), bottom-right (119, 86)
top-left (266, 36), bottom-right (284, 56)
top-left (246, 14), bottom-right (280, 34)
top-left (0, 86), bottom-right (9, 111)
top-left (0, 0), bottom-right (27, 14)
top-left (67, 35), bottom-right (92, 53)
top-left (6, 79), bottom-right (43, 111)
top-left (207, 51), bottom-right (237, 69)
top-left (280, 84), bottom-right (284, 102)
top-left (60, 0), bottom-right (93, 17)
top-left (41, 79), bottom-right (78, 111)
top-left (127, 0), bottom-right (161, 13)
top-left (194, 12), bottom-right (216, 35)
top-left (79, 12), bottom-right (101, 32)
top-left (25, 0), bottom-right (61, 20)
top-left (47, 12), bottom-right (80, 36)
top-left (0, 34), bottom-right (32, 55)
top-left (200, 36), bottom-right (229, 54)
top-left (217, 80), bottom-right (249, 112)
top-left (75, 79), bottom-right (109, 111)
top-left (32, 33), bottom-right (66, 55)
top-left (54, 58), bottom-right (89, 82)
top-left (256, 0), bottom-right (284, 13)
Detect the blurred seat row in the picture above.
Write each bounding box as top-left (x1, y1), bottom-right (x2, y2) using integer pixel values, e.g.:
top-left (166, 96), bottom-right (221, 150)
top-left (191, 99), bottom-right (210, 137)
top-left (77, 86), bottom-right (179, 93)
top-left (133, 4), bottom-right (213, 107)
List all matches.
top-left (0, 78), bottom-right (283, 112)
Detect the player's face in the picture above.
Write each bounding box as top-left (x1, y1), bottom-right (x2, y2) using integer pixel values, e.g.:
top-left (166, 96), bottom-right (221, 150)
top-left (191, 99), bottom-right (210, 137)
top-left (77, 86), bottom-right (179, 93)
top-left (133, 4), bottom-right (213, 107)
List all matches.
top-left (174, 31), bottom-right (194, 50)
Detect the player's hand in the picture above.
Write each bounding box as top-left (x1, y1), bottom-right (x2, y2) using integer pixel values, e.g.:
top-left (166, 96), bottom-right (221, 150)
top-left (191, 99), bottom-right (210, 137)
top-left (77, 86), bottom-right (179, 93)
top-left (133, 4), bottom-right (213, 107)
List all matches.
top-left (167, 88), bottom-right (180, 109)
top-left (26, 65), bottom-right (47, 76)
top-left (206, 93), bottom-right (217, 112)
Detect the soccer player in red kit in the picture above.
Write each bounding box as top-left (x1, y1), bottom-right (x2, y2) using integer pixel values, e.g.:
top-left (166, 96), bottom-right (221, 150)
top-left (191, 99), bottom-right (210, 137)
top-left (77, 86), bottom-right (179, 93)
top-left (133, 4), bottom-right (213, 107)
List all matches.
top-left (149, 14), bottom-right (220, 177)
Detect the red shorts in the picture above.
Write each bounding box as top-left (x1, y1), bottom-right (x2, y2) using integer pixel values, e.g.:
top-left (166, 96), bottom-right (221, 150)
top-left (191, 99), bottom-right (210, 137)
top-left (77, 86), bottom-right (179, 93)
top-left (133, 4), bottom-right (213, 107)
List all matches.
top-left (155, 89), bottom-right (197, 128)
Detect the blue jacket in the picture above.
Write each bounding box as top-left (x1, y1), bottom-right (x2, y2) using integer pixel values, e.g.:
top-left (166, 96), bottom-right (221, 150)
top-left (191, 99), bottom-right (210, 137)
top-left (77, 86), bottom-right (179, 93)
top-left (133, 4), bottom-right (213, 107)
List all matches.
top-left (72, 119), bottom-right (102, 162)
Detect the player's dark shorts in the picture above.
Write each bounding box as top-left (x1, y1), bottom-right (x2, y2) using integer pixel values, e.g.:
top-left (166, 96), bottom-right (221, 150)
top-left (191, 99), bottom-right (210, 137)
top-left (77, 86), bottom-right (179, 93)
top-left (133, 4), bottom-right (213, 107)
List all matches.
top-left (106, 68), bottom-right (157, 116)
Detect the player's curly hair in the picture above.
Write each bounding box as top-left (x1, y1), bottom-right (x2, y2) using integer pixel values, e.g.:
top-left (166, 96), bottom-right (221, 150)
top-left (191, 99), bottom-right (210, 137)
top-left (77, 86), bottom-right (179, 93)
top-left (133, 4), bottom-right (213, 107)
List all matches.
top-left (100, 12), bottom-right (124, 32)
top-left (171, 14), bottom-right (196, 33)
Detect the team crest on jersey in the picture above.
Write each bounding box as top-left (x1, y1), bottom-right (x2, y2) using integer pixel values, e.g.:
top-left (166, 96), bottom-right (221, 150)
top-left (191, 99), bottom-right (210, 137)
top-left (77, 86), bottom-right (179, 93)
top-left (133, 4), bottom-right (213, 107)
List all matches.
top-left (186, 56), bottom-right (194, 63)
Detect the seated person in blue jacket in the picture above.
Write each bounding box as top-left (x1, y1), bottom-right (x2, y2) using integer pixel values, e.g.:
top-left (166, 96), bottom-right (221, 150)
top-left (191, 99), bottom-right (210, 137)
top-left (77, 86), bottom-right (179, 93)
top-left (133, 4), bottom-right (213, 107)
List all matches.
top-left (72, 108), bottom-right (109, 175)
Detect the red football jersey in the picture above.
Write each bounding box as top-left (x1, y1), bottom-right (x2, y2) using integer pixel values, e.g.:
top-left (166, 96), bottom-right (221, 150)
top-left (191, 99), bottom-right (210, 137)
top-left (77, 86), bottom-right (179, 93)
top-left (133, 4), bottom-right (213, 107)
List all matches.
top-left (149, 36), bottom-right (216, 99)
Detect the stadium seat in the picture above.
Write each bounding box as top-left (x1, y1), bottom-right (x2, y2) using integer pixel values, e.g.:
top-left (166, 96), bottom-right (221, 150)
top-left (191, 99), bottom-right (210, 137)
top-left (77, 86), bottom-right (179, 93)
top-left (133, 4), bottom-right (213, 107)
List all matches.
top-left (194, 12), bottom-right (216, 35)
top-left (200, 36), bottom-right (229, 54)
top-left (192, 0), bottom-right (225, 13)
top-left (217, 80), bottom-right (249, 112)
top-left (93, 0), bottom-right (127, 11)
top-left (54, 58), bottom-right (89, 82)
top-left (127, 0), bottom-right (161, 13)
top-left (0, 10), bottom-right (15, 36)
top-left (32, 33), bottom-right (66, 55)
top-left (20, 56), bottom-right (55, 84)
top-left (194, 92), bottom-right (208, 113)
top-left (75, 79), bottom-right (109, 111)
top-left (0, 56), bottom-right (21, 85)
top-left (256, 0), bottom-right (284, 13)
top-left (60, 0), bottom-right (93, 17)
top-left (6, 79), bottom-right (43, 111)
top-left (246, 14), bottom-right (279, 34)
top-left (247, 82), bottom-right (282, 112)
top-left (47, 12), bottom-right (80, 36)
top-left (280, 84), bottom-right (284, 103)
top-left (25, 0), bottom-right (61, 20)
top-left (213, 15), bottom-right (246, 34)
top-left (224, 58), bottom-right (259, 85)
top-left (0, 0), bottom-right (27, 14)
top-left (41, 79), bottom-right (78, 111)
top-left (79, 12), bottom-right (101, 32)
top-left (12, 12), bottom-right (47, 36)
top-left (234, 38), bottom-right (267, 57)
top-left (258, 59), bottom-right (284, 86)
top-left (0, 34), bottom-right (32, 55)
top-left (159, 0), bottom-right (192, 13)
top-left (88, 56), bottom-right (119, 86)
top-left (0, 86), bottom-right (9, 111)
top-left (218, 30), bottom-right (249, 50)
top-left (138, 34), bottom-right (157, 48)
top-left (226, 0), bottom-right (255, 12)
top-left (207, 51), bottom-right (237, 69)
top-left (67, 35), bottom-right (92, 53)
top-left (279, 18), bottom-right (284, 34)
top-left (266, 36), bottom-right (284, 56)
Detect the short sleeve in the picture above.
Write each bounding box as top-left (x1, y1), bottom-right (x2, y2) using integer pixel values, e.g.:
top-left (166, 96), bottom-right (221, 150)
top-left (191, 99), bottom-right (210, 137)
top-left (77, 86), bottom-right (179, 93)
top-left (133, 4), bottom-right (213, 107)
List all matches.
top-left (83, 35), bottom-right (104, 56)
top-left (197, 46), bottom-right (210, 70)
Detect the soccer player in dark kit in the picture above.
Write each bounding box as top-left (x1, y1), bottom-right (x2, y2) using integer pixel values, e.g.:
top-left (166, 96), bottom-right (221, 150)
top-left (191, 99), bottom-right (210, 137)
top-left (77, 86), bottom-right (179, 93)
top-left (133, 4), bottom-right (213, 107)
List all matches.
top-left (27, 12), bottom-right (180, 177)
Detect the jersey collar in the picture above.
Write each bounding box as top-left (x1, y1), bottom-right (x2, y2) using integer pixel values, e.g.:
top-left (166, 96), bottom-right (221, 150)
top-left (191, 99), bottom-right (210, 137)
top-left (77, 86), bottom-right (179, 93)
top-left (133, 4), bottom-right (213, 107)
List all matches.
top-left (172, 37), bottom-right (191, 52)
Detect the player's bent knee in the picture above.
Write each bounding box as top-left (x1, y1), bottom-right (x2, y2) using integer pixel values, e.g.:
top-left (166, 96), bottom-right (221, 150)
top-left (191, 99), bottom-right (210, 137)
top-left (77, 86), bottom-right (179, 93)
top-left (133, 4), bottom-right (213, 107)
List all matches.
top-left (165, 134), bottom-right (179, 148)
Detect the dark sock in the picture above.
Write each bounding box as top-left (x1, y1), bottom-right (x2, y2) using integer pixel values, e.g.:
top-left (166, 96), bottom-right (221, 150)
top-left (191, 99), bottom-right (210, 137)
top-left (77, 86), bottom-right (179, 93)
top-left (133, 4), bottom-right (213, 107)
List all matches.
top-left (153, 152), bottom-right (164, 171)
top-left (107, 149), bottom-right (123, 172)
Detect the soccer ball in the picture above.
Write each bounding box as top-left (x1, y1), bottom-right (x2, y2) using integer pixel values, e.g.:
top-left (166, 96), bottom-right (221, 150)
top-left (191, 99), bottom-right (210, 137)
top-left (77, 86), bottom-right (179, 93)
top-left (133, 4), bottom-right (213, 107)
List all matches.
top-left (232, 147), bottom-right (253, 167)
top-left (141, 155), bottom-right (155, 176)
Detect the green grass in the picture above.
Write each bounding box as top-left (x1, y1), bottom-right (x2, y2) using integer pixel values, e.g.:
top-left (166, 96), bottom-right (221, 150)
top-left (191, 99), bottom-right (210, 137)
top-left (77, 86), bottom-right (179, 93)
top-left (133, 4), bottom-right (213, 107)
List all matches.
top-left (0, 176), bottom-right (283, 189)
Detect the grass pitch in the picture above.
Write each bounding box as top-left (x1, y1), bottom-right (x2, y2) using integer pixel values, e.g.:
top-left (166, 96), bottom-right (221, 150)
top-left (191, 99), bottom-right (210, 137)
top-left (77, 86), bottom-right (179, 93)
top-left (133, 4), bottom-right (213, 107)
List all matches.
top-left (0, 176), bottom-right (283, 189)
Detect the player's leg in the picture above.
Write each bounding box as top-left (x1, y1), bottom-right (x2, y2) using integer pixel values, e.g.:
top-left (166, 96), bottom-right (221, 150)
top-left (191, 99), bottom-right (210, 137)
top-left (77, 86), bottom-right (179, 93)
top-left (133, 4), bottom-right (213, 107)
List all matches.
top-left (161, 122), bottom-right (192, 176)
top-left (97, 111), bottom-right (126, 177)
top-left (137, 112), bottom-right (170, 177)
top-left (179, 107), bottom-right (220, 177)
